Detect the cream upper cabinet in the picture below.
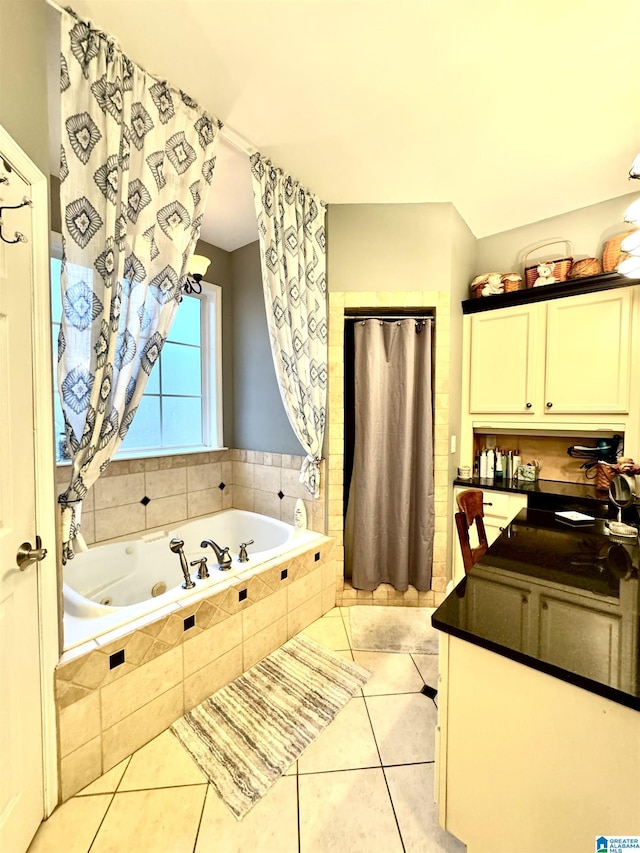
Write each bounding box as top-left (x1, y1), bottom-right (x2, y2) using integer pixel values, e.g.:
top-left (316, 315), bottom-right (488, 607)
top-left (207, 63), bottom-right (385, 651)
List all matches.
top-left (467, 286), bottom-right (636, 420)
top-left (544, 288), bottom-right (632, 414)
top-left (469, 305), bottom-right (538, 414)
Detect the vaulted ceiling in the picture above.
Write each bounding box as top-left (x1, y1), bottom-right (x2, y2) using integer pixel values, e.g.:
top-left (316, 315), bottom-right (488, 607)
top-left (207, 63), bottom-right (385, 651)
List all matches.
top-left (49, 0), bottom-right (640, 250)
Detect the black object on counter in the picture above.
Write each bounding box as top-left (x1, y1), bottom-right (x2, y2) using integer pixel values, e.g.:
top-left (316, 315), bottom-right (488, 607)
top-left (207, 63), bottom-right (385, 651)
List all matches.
top-left (433, 508), bottom-right (640, 711)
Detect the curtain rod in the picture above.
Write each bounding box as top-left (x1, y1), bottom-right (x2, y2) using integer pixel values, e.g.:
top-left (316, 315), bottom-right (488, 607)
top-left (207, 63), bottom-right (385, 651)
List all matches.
top-left (46, 0), bottom-right (258, 158)
top-left (345, 315), bottom-right (434, 322)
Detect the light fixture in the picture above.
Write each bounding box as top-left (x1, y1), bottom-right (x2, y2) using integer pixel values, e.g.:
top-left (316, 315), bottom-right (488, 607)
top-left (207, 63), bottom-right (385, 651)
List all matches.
top-left (623, 196), bottom-right (640, 228)
top-left (618, 153), bottom-right (640, 279)
top-left (184, 254), bottom-right (211, 295)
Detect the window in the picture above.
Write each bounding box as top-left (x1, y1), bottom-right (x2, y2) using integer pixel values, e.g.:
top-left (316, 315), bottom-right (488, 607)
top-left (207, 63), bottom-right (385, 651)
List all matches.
top-left (50, 241), bottom-right (223, 463)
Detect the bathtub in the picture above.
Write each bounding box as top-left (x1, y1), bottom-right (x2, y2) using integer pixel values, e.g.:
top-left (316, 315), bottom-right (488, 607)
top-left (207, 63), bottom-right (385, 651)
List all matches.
top-left (63, 509), bottom-right (324, 650)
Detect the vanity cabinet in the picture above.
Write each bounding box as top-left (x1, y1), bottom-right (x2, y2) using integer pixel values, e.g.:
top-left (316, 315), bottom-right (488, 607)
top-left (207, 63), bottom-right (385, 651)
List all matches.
top-left (468, 287), bottom-right (634, 418)
top-left (463, 563), bottom-right (624, 687)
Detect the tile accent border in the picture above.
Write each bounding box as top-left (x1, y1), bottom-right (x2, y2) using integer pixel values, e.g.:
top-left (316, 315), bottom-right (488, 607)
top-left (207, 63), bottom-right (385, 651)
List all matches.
top-left (327, 291), bottom-right (450, 608)
top-left (55, 538), bottom-right (338, 802)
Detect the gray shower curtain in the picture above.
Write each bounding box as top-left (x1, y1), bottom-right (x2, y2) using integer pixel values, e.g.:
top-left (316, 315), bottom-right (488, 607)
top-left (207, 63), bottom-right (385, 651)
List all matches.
top-left (345, 318), bottom-right (434, 591)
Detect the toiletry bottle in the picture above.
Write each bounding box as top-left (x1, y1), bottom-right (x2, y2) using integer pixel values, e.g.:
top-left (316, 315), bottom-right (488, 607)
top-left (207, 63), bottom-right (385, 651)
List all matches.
top-left (487, 448), bottom-right (495, 479)
top-left (294, 499), bottom-right (307, 530)
top-left (495, 450), bottom-right (503, 479)
top-left (512, 451), bottom-right (521, 481)
top-left (479, 449), bottom-right (488, 479)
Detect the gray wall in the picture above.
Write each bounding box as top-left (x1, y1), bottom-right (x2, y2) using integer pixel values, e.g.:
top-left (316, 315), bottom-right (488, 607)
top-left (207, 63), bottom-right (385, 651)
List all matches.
top-left (327, 202), bottom-right (455, 292)
top-left (230, 241), bottom-right (300, 454)
top-left (0, 0), bottom-right (50, 176)
top-left (475, 192), bottom-right (638, 276)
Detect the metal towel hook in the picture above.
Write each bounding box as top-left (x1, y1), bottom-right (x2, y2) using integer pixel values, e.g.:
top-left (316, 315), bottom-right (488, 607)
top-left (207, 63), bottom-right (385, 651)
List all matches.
top-left (0, 196), bottom-right (32, 245)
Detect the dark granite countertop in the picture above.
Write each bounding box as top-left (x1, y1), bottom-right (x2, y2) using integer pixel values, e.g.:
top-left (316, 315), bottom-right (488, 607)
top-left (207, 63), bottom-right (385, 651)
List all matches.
top-left (433, 508), bottom-right (640, 710)
top-left (453, 476), bottom-right (607, 503)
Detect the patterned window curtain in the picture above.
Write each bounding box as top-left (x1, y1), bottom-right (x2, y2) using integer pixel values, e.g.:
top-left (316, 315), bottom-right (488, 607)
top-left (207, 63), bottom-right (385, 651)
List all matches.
top-left (250, 154), bottom-right (327, 498)
top-left (58, 9), bottom-right (221, 562)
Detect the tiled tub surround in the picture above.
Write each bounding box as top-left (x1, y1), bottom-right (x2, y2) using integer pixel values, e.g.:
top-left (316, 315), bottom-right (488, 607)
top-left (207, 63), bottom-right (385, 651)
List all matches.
top-left (55, 536), bottom-right (338, 802)
top-left (54, 448), bottom-right (326, 545)
top-left (327, 291), bottom-right (452, 609)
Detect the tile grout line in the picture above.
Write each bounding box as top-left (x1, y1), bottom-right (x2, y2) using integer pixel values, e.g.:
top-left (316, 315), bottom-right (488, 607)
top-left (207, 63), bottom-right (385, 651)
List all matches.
top-left (360, 686), bottom-right (407, 853)
top-left (192, 783), bottom-right (210, 853)
top-left (87, 791), bottom-right (117, 852)
top-left (296, 760), bottom-right (435, 777)
top-left (296, 772), bottom-right (302, 853)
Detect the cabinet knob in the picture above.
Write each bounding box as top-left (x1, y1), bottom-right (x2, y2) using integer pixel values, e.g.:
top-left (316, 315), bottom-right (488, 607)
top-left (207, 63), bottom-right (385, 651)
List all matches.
top-left (542, 601), bottom-right (549, 610)
top-left (546, 401), bottom-right (553, 408)
top-left (525, 402), bottom-right (532, 409)
top-left (521, 595), bottom-right (528, 604)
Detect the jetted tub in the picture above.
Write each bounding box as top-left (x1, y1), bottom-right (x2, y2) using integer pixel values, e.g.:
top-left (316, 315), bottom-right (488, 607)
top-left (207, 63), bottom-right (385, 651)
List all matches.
top-left (63, 509), bottom-right (324, 650)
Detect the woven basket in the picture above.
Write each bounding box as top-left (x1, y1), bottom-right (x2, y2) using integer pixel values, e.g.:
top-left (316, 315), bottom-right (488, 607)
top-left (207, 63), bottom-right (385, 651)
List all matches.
top-left (595, 461), bottom-right (617, 491)
top-left (470, 273), bottom-right (503, 298)
top-left (568, 257), bottom-right (602, 279)
top-left (502, 274), bottom-right (522, 293)
top-left (523, 240), bottom-right (573, 288)
top-left (602, 231), bottom-right (635, 273)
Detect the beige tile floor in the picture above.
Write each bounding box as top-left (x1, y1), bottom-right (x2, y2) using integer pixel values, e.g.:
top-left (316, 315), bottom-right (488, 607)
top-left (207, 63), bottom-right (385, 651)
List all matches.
top-left (29, 608), bottom-right (466, 853)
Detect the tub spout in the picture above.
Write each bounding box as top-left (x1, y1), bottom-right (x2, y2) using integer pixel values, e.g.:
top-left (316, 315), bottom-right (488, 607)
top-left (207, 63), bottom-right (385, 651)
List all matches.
top-left (200, 539), bottom-right (232, 571)
top-left (169, 538), bottom-right (196, 589)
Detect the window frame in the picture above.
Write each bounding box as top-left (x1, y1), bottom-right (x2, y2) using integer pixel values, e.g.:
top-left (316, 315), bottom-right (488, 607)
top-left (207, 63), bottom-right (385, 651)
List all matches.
top-left (50, 231), bottom-right (224, 462)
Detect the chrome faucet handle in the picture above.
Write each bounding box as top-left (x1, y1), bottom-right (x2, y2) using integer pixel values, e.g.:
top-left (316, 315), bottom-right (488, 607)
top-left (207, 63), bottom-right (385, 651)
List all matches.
top-left (190, 556), bottom-right (210, 579)
top-left (238, 540), bottom-right (254, 563)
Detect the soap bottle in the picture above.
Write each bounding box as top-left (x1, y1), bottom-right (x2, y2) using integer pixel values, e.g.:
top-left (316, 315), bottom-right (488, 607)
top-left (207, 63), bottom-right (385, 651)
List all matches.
top-left (512, 451), bottom-right (521, 481)
top-left (495, 450), bottom-right (503, 480)
top-left (294, 498), bottom-right (307, 530)
top-left (487, 448), bottom-right (495, 480)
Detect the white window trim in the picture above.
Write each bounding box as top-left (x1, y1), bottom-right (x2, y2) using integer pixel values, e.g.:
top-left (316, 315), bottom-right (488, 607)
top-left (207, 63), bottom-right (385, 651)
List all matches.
top-left (51, 231), bottom-right (224, 460)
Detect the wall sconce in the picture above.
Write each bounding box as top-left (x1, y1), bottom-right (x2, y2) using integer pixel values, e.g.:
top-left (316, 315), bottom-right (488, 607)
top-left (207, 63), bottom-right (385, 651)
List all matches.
top-left (618, 154), bottom-right (640, 280)
top-left (184, 254), bottom-right (211, 294)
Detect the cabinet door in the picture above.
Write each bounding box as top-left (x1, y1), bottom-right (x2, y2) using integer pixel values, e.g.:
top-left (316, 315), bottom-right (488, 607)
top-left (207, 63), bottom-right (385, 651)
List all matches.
top-left (538, 594), bottom-right (621, 687)
top-left (544, 289), bottom-right (632, 414)
top-left (463, 575), bottom-right (530, 652)
top-left (469, 306), bottom-right (538, 414)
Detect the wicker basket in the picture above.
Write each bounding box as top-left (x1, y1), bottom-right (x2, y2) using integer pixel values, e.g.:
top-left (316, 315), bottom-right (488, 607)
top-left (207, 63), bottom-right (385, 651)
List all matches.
top-left (595, 461), bottom-right (617, 491)
top-left (602, 231), bottom-right (635, 273)
top-left (502, 274), bottom-right (522, 293)
top-left (523, 240), bottom-right (573, 288)
top-left (568, 257), bottom-right (602, 279)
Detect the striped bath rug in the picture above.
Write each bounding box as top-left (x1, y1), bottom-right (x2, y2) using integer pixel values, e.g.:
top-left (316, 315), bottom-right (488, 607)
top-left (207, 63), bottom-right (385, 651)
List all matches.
top-left (171, 634), bottom-right (369, 819)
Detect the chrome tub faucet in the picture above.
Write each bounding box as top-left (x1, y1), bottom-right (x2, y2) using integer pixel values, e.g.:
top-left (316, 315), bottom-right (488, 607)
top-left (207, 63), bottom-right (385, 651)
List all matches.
top-left (200, 539), bottom-right (232, 571)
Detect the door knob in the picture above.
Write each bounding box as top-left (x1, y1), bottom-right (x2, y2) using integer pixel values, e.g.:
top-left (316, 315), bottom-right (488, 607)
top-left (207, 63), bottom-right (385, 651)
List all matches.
top-left (16, 535), bottom-right (47, 571)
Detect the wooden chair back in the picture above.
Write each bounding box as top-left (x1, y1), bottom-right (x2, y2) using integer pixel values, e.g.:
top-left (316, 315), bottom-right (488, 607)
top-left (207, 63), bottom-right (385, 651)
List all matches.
top-left (455, 489), bottom-right (489, 573)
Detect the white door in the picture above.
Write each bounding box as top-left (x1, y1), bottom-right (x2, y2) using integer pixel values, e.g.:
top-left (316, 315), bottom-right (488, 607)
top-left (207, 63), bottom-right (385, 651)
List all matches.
top-left (0, 134), bottom-right (57, 851)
